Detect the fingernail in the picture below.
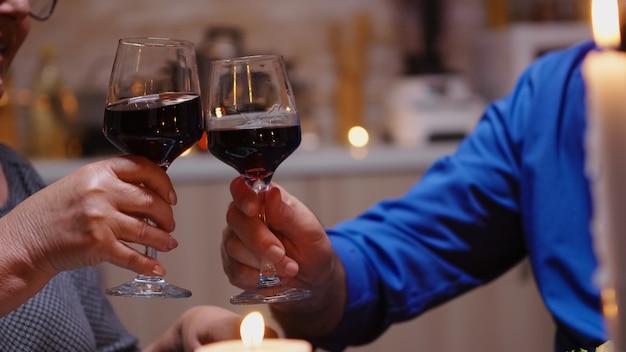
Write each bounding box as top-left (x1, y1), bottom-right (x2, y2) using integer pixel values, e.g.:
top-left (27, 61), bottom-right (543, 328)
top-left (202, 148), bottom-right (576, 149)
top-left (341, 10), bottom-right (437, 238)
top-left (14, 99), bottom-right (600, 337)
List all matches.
top-left (168, 236), bottom-right (178, 250)
top-left (265, 245), bottom-right (285, 263)
top-left (242, 199), bottom-right (255, 217)
top-left (284, 261), bottom-right (299, 277)
top-left (152, 264), bottom-right (166, 276)
top-left (169, 190), bottom-right (177, 205)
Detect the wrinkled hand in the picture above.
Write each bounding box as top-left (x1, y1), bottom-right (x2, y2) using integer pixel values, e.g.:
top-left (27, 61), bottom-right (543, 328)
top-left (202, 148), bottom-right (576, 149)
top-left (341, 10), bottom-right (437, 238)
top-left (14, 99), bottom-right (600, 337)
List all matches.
top-left (223, 177), bottom-right (347, 338)
top-left (222, 177), bottom-right (334, 292)
top-left (143, 306), bottom-right (278, 352)
top-left (1, 155), bottom-right (178, 277)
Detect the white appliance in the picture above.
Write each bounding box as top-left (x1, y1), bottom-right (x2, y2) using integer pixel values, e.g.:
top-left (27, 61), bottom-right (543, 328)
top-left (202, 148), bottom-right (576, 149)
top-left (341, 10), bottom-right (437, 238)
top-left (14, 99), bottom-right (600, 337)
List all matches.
top-left (386, 74), bottom-right (485, 148)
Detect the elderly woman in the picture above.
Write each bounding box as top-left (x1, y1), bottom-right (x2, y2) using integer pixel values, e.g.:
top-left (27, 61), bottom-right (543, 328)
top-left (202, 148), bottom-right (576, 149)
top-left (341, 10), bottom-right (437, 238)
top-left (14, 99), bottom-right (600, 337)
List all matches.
top-left (0, 1), bottom-right (246, 351)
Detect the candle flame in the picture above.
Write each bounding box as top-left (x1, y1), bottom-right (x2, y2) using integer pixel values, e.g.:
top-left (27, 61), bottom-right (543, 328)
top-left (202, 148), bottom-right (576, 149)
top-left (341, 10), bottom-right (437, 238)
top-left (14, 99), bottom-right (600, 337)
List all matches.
top-left (591, 0), bottom-right (621, 49)
top-left (240, 311), bottom-right (264, 348)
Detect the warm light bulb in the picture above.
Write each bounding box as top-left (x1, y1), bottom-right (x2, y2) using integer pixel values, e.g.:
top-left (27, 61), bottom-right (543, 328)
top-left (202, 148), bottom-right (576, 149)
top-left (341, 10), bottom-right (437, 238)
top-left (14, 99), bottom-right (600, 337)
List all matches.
top-left (240, 311), bottom-right (264, 348)
top-left (348, 126), bottom-right (369, 147)
top-left (591, 0), bottom-right (621, 49)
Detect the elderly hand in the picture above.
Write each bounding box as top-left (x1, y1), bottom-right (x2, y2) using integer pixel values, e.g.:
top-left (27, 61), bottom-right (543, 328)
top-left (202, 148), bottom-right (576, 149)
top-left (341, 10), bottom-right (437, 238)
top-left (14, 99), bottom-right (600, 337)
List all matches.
top-left (1, 155), bottom-right (178, 278)
top-left (144, 306), bottom-right (278, 352)
top-left (222, 177), bottom-right (333, 291)
top-left (222, 177), bottom-right (345, 338)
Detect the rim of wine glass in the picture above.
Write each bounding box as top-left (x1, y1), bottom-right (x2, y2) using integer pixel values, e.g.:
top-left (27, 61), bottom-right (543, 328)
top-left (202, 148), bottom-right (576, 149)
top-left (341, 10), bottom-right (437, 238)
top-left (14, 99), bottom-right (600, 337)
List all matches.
top-left (119, 36), bottom-right (195, 48)
top-left (211, 54), bottom-right (283, 65)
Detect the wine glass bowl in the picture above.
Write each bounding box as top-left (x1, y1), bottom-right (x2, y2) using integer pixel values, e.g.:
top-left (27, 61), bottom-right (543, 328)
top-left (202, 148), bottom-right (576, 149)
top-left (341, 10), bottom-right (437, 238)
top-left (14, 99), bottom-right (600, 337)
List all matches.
top-left (206, 109), bottom-right (301, 191)
top-left (102, 37), bottom-right (203, 298)
top-left (206, 54), bottom-right (311, 304)
top-left (103, 92), bottom-right (203, 168)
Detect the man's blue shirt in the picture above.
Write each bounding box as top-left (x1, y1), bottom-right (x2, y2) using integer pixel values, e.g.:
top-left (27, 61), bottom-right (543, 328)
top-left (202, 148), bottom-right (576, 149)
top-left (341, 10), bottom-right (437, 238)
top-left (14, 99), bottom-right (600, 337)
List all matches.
top-left (318, 40), bottom-right (605, 351)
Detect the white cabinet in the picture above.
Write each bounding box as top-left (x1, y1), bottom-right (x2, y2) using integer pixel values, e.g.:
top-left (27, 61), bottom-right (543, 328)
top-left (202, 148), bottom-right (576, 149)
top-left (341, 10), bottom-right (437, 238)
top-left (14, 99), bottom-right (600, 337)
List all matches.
top-left (474, 22), bottom-right (591, 101)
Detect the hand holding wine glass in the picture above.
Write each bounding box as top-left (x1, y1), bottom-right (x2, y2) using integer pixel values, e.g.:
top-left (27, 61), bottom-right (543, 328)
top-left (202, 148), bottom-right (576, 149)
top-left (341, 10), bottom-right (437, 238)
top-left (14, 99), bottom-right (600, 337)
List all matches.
top-left (206, 54), bottom-right (311, 304)
top-left (102, 37), bottom-right (203, 298)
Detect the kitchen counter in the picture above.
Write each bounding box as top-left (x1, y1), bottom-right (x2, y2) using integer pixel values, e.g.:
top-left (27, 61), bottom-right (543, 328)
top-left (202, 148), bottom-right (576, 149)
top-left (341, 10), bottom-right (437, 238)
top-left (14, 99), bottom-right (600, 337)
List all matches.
top-left (32, 143), bottom-right (459, 184)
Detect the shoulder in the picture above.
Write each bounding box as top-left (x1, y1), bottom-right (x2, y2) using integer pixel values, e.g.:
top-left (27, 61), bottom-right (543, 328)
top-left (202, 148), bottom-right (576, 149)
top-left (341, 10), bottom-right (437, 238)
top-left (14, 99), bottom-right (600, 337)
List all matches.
top-left (524, 40), bottom-right (595, 83)
top-left (501, 40), bottom-right (594, 116)
top-left (538, 40), bottom-right (595, 63)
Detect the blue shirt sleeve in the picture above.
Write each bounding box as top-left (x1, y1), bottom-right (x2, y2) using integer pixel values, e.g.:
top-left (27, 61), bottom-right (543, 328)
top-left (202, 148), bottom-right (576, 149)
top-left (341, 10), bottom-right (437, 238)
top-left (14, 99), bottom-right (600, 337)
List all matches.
top-left (312, 40), bottom-right (603, 351)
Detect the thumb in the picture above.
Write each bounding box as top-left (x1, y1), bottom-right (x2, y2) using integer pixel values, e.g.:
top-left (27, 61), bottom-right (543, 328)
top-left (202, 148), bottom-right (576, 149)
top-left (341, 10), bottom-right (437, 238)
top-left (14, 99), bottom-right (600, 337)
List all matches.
top-left (264, 183), bottom-right (330, 283)
top-left (262, 185), bottom-right (303, 278)
top-left (264, 185), bottom-right (297, 233)
top-left (265, 184), bottom-right (326, 243)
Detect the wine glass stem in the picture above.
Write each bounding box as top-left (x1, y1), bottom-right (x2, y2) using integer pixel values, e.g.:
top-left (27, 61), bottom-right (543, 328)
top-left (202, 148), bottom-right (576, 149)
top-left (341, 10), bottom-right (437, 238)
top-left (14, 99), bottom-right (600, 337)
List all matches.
top-left (146, 246), bottom-right (157, 259)
top-left (132, 245), bottom-right (160, 281)
top-left (144, 161), bottom-right (168, 279)
top-left (140, 221), bottom-right (161, 279)
top-left (253, 180), bottom-right (281, 288)
top-left (138, 162), bottom-right (170, 277)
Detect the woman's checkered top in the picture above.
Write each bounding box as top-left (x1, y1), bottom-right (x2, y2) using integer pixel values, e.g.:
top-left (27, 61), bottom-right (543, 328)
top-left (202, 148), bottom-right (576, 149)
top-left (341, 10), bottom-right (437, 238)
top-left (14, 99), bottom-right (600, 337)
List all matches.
top-left (0, 144), bottom-right (138, 351)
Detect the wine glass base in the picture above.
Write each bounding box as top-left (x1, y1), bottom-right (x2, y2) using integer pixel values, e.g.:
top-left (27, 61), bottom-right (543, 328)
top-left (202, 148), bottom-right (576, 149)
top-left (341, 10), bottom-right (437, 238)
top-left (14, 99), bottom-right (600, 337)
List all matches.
top-left (106, 275), bottom-right (192, 298)
top-left (230, 286), bottom-right (311, 305)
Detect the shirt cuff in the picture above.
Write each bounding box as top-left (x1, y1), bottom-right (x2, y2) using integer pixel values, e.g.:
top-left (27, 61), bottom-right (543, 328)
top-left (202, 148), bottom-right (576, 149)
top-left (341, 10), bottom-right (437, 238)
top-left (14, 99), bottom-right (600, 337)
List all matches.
top-left (310, 232), bottom-right (382, 351)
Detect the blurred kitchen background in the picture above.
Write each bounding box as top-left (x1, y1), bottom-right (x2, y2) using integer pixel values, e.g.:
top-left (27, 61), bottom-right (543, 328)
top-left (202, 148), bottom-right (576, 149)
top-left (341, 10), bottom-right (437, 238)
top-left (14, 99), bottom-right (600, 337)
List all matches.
top-left (1, 0), bottom-right (591, 160)
top-left (6, 1), bottom-right (597, 351)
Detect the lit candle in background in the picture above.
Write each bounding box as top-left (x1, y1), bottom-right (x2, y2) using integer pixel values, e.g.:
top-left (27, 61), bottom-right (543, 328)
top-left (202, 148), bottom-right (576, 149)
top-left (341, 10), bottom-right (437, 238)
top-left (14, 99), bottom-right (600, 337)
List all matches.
top-left (195, 311), bottom-right (312, 352)
top-left (584, 0), bottom-right (626, 349)
top-left (348, 125), bottom-right (370, 159)
top-left (348, 126), bottom-right (370, 148)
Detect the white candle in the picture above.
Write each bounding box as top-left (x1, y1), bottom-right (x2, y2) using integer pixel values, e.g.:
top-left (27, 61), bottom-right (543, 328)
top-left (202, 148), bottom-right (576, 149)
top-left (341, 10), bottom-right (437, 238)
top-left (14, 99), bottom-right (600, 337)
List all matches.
top-left (195, 338), bottom-right (312, 352)
top-left (195, 311), bottom-right (312, 352)
top-left (584, 0), bottom-right (626, 349)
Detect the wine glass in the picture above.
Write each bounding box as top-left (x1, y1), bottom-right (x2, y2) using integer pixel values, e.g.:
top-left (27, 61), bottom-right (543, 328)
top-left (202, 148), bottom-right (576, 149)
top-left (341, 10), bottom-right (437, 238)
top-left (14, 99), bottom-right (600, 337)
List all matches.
top-left (205, 54), bottom-right (312, 304)
top-left (102, 37), bottom-right (203, 298)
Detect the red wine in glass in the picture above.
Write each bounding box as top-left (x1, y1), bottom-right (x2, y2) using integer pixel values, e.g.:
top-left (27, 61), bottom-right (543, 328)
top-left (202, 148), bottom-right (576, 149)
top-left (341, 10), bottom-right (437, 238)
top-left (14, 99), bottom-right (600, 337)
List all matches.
top-left (103, 36), bottom-right (202, 299)
top-left (207, 124), bottom-right (301, 187)
top-left (104, 93), bottom-right (203, 169)
top-left (206, 54), bottom-right (311, 304)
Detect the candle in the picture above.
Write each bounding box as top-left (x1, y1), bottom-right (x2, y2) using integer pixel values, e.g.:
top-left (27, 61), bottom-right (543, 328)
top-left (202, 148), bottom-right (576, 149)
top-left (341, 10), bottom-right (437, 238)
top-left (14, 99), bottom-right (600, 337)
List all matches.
top-left (195, 311), bottom-right (312, 352)
top-left (584, 0), bottom-right (626, 349)
top-left (195, 339), bottom-right (311, 352)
